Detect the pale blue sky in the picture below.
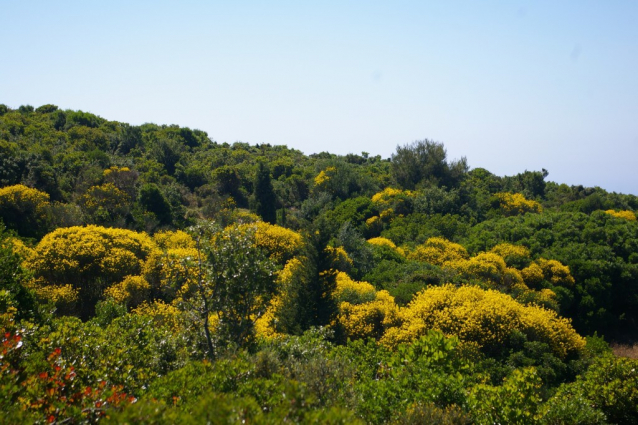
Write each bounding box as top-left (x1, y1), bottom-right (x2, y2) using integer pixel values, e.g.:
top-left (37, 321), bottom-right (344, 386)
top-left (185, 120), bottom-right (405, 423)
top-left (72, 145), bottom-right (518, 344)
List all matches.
top-left (2, 1), bottom-right (637, 194)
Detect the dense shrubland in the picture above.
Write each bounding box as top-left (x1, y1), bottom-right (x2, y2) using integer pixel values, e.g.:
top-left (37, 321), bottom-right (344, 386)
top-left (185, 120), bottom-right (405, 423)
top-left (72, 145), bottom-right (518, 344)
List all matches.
top-left (2, 103), bottom-right (638, 423)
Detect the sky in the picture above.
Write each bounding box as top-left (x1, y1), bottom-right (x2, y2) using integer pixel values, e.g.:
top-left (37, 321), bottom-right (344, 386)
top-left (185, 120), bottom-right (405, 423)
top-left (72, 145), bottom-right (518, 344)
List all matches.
top-left (1, 0), bottom-right (637, 195)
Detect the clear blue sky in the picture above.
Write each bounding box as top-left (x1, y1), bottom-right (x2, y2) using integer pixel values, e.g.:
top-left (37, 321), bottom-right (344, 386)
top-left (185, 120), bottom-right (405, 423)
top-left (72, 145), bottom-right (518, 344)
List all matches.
top-left (2, 1), bottom-right (637, 194)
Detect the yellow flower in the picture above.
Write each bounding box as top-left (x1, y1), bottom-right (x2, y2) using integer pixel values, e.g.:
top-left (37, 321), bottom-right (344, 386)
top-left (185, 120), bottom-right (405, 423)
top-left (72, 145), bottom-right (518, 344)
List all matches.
top-left (234, 221), bottom-right (303, 264)
top-left (379, 284), bottom-right (585, 358)
top-left (408, 237), bottom-right (469, 265)
top-left (494, 192), bottom-right (542, 216)
top-left (367, 237), bottom-right (406, 256)
top-left (314, 166), bottom-right (336, 186)
top-left (104, 275), bottom-right (151, 307)
top-left (605, 209), bottom-right (637, 221)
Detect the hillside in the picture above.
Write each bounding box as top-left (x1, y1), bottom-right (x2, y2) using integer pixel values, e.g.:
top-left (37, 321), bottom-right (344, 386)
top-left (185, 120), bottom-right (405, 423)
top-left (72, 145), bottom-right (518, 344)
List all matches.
top-left (1, 103), bottom-right (638, 423)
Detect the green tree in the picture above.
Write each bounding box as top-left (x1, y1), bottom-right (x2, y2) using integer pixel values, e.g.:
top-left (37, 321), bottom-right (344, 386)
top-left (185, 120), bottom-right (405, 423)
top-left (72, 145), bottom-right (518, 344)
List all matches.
top-left (253, 161), bottom-right (277, 224)
top-left (391, 139), bottom-right (468, 190)
top-left (297, 219), bottom-right (339, 330)
top-left (184, 223), bottom-right (278, 357)
top-left (138, 183), bottom-right (172, 225)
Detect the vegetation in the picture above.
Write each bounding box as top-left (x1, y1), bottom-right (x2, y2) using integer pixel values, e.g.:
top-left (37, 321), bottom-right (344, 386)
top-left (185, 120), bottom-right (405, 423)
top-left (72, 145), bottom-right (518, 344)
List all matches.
top-left (1, 103), bottom-right (638, 423)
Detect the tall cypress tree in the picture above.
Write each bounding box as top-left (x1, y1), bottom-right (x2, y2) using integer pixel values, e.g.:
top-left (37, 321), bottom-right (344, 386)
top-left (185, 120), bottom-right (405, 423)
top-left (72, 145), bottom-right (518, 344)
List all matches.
top-left (275, 218), bottom-right (338, 335)
top-left (253, 161), bottom-right (277, 224)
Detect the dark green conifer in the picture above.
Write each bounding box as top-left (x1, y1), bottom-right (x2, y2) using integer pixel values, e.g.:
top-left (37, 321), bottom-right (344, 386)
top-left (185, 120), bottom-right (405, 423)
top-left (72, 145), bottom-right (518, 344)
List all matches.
top-left (253, 161), bottom-right (277, 224)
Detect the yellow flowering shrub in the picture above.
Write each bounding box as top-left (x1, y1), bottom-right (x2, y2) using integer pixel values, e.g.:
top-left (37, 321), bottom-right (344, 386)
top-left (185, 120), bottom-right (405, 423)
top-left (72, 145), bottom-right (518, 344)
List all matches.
top-left (254, 258), bottom-right (305, 340)
top-left (0, 184), bottom-right (50, 237)
top-left (314, 166), bottom-right (336, 186)
top-left (80, 183), bottom-right (129, 214)
top-left (235, 221), bottom-right (303, 264)
top-left (365, 215), bottom-right (383, 236)
top-left (503, 267), bottom-right (526, 288)
top-left (452, 252), bottom-right (507, 282)
top-left (366, 216), bottom-right (380, 226)
top-left (0, 184), bottom-right (50, 212)
top-left (605, 209), bottom-right (637, 221)
top-left (33, 284), bottom-right (79, 315)
top-left (367, 237), bottom-right (406, 257)
top-left (371, 187), bottom-right (415, 217)
top-left (3, 237), bottom-right (34, 261)
top-left (538, 288), bottom-right (558, 305)
top-left (104, 275), bottom-right (151, 307)
top-left (493, 192), bottom-right (542, 216)
top-left (489, 243), bottom-right (531, 268)
top-left (338, 290), bottom-right (400, 341)
top-left (379, 208), bottom-right (395, 221)
top-left (133, 300), bottom-right (183, 332)
top-left (380, 284), bottom-right (585, 358)
top-left (522, 258), bottom-right (575, 288)
top-left (521, 262), bottom-right (544, 286)
top-left (152, 230), bottom-right (196, 250)
top-left (536, 258), bottom-right (575, 286)
top-left (371, 187), bottom-right (414, 205)
top-left (255, 295), bottom-right (284, 340)
top-left (334, 272), bottom-right (376, 304)
top-left (277, 257), bottom-right (304, 288)
top-left (407, 237), bottom-right (469, 265)
top-left (27, 225), bottom-right (156, 314)
top-left (103, 166), bottom-right (129, 176)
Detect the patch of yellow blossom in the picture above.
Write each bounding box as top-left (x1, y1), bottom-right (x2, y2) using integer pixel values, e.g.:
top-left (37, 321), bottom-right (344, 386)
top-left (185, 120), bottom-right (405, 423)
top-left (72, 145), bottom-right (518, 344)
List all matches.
top-left (334, 272), bottom-right (376, 304)
top-left (0, 184), bottom-right (50, 208)
top-left (254, 221), bottom-right (304, 260)
top-left (28, 226), bottom-right (156, 289)
top-left (133, 300), bottom-right (183, 332)
top-left (446, 252), bottom-right (508, 285)
top-left (493, 192), bottom-right (542, 216)
top-left (80, 183), bottom-right (129, 212)
top-left (521, 262), bottom-right (544, 286)
top-left (366, 237), bottom-right (406, 257)
top-left (371, 187), bottom-right (415, 205)
top-left (538, 288), bottom-right (558, 305)
top-left (371, 187), bottom-right (414, 219)
top-left (331, 272), bottom-right (400, 340)
top-left (407, 238), bottom-right (573, 297)
top-left (3, 237), bottom-right (34, 261)
top-left (152, 230), bottom-right (196, 250)
top-left (255, 258), bottom-right (304, 340)
top-left (448, 255), bottom-right (527, 290)
top-left (33, 284), bottom-right (78, 315)
top-left (379, 208), bottom-right (395, 221)
top-left (0, 184), bottom-right (50, 220)
top-left (365, 215), bottom-right (383, 236)
top-left (314, 166), bottom-right (336, 186)
top-left (521, 258), bottom-right (575, 287)
top-left (380, 284), bottom-right (585, 358)
top-left (102, 166), bottom-right (130, 176)
top-left (325, 246), bottom-right (353, 273)
top-left (104, 275), bottom-right (151, 307)
top-left (605, 209), bottom-right (637, 221)
top-left (489, 243), bottom-right (531, 267)
top-left (277, 257), bottom-right (304, 287)
top-left (407, 237), bottom-right (469, 265)
top-left (255, 295), bottom-right (284, 340)
top-left (236, 221), bottom-right (304, 264)
top-left (338, 290), bottom-right (401, 341)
